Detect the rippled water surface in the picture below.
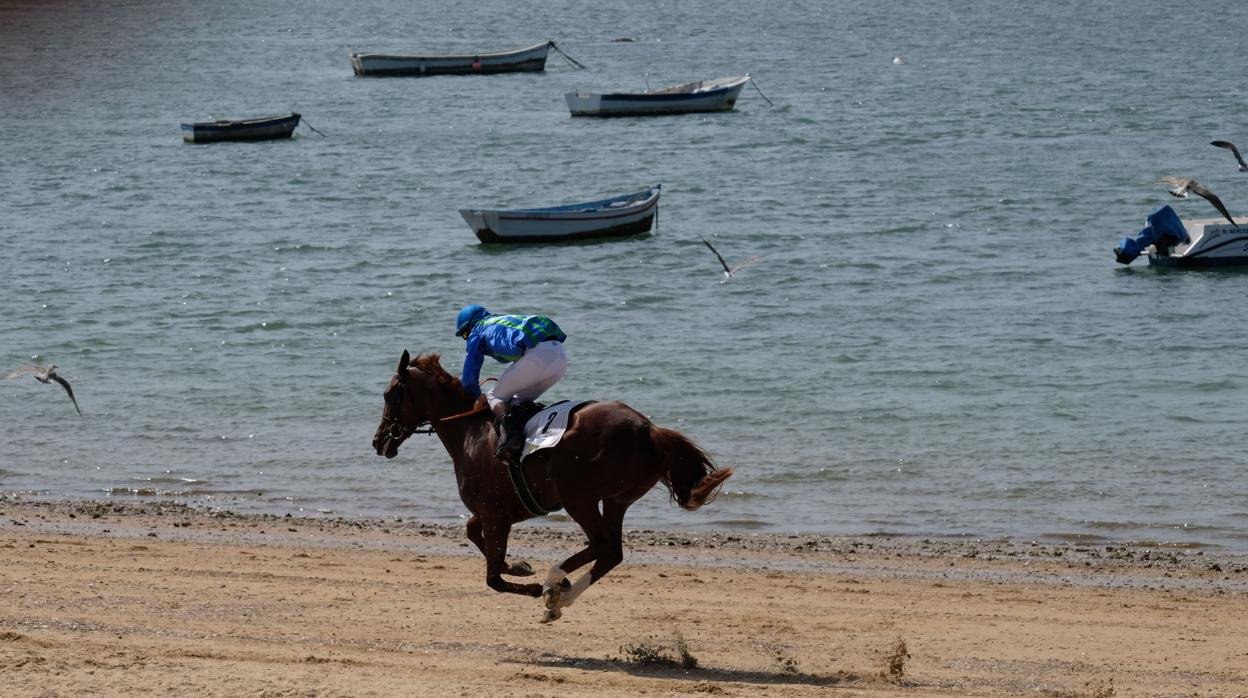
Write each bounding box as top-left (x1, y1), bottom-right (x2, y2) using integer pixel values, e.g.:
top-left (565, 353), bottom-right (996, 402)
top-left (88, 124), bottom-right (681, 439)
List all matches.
top-left (3, 0), bottom-right (1248, 549)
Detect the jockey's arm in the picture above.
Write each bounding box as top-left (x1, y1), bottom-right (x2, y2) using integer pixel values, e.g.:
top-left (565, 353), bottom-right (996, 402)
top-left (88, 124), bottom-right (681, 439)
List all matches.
top-left (461, 336), bottom-right (487, 398)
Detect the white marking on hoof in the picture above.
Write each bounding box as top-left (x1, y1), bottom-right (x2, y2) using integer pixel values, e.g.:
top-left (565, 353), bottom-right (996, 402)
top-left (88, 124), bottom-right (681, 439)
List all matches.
top-left (541, 566), bottom-right (569, 611)
top-left (560, 573), bottom-right (593, 608)
top-left (542, 578), bottom-right (570, 611)
top-left (542, 565), bottom-right (568, 591)
top-left (542, 585), bottom-right (561, 610)
top-left (540, 606), bottom-right (562, 623)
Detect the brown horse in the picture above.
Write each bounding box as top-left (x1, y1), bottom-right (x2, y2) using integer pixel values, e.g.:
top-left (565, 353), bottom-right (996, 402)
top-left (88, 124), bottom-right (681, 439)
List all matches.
top-left (372, 350), bottom-right (732, 622)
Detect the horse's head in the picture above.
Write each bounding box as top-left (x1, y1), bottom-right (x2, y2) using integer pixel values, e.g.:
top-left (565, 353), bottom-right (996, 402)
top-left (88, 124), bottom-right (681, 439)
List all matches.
top-left (373, 350), bottom-right (472, 458)
top-left (373, 349), bottom-right (429, 459)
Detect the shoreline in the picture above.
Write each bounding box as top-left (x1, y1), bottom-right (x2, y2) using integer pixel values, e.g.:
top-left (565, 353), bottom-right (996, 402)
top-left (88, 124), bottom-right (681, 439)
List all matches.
top-left (5, 495), bottom-right (1248, 592)
top-left (3, 495), bottom-right (1247, 697)
top-left (5, 495), bottom-right (1247, 583)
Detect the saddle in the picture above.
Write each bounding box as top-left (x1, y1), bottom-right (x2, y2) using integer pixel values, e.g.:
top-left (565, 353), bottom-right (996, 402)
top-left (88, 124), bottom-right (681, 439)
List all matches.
top-left (498, 399), bottom-right (593, 518)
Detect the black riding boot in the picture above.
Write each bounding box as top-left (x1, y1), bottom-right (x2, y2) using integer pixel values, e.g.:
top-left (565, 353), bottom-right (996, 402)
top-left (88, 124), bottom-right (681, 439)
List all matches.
top-left (494, 409), bottom-right (527, 462)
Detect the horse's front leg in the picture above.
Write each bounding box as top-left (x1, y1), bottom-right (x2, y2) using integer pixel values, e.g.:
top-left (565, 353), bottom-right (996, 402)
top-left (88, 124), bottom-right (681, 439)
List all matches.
top-left (475, 516), bottom-right (542, 597)
top-left (466, 514), bottom-right (534, 577)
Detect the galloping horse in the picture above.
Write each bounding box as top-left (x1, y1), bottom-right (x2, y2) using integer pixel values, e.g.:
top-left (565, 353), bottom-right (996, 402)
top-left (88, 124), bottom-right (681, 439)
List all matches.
top-left (372, 350), bottom-right (732, 622)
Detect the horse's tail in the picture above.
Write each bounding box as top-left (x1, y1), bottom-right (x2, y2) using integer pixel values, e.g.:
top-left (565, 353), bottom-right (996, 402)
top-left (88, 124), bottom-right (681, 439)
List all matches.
top-left (649, 425), bottom-right (733, 510)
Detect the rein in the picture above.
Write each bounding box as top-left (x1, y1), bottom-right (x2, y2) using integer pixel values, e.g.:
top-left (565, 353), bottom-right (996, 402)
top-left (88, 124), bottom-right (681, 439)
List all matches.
top-left (441, 403), bottom-right (488, 422)
top-left (383, 372), bottom-right (491, 438)
top-left (438, 377), bottom-right (493, 422)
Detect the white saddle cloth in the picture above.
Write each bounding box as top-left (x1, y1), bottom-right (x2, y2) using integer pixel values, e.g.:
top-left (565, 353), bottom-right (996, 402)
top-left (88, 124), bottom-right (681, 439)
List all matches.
top-left (520, 400), bottom-right (590, 460)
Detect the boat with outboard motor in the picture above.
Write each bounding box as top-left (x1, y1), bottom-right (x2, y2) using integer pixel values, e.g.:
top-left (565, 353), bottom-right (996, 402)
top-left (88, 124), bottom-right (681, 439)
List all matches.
top-left (1115, 204), bottom-right (1248, 268)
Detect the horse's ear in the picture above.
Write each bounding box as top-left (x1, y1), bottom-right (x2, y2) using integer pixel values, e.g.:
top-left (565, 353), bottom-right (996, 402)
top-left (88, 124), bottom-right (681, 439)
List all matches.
top-left (397, 350), bottom-right (410, 380)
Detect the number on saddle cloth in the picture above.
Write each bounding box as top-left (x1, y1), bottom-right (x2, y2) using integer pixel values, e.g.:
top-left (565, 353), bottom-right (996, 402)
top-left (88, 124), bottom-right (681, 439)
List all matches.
top-left (516, 400), bottom-right (592, 460)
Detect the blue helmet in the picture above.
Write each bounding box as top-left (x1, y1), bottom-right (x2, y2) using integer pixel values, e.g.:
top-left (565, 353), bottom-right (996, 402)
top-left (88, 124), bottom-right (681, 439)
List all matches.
top-left (455, 304), bottom-right (489, 337)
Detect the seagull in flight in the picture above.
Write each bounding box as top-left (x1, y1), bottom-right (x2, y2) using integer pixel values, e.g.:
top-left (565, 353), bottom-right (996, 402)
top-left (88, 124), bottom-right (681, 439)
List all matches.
top-left (700, 237), bottom-right (762, 283)
top-left (6, 364), bottom-right (82, 415)
top-left (1211, 140), bottom-right (1248, 172)
top-left (1154, 176), bottom-right (1239, 228)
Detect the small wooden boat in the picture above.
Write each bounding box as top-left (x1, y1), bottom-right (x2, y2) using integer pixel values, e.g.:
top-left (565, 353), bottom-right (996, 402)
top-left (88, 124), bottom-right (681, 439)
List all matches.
top-left (350, 41), bottom-right (553, 77)
top-left (180, 112), bottom-right (300, 144)
top-left (460, 185), bottom-right (661, 244)
top-left (565, 75), bottom-right (751, 117)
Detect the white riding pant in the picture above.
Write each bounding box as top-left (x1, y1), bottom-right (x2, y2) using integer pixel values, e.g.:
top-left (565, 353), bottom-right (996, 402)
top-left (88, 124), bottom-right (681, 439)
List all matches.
top-left (486, 340), bottom-right (567, 411)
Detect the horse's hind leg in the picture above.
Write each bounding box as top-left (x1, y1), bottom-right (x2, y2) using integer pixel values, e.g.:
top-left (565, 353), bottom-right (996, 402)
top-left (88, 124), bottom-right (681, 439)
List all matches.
top-left (542, 498), bottom-right (627, 622)
top-left (466, 514), bottom-right (533, 577)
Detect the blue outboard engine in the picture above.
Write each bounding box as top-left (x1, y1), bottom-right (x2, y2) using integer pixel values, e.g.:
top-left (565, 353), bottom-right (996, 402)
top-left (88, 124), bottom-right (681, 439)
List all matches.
top-left (1114, 205), bottom-right (1189, 264)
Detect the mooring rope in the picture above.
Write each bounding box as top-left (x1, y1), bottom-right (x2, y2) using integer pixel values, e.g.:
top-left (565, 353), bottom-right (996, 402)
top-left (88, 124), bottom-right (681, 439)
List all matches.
top-left (300, 117), bottom-right (328, 137)
top-left (550, 41), bottom-right (586, 69)
top-left (748, 76), bottom-right (775, 106)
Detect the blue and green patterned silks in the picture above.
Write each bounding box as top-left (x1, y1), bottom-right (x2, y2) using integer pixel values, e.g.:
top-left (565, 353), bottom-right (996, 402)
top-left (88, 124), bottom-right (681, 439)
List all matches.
top-left (460, 314), bottom-right (566, 397)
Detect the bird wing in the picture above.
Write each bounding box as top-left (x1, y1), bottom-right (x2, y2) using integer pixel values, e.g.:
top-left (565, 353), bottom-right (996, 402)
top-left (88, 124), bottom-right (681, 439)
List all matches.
top-left (49, 373), bottom-right (83, 415)
top-left (1187, 181), bottom-right (1239, 227)
top-left (1211, 140), bottom-right (1248, 169)
top-left (700, 237), bottom-right (732, 275)
top-left (6, 365), bottom-right (45, 380)
top-left (729, 255), bottom-right (764, 274)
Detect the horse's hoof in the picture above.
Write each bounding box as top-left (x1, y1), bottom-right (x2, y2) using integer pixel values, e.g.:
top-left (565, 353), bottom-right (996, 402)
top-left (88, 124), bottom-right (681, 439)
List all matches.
top-left (509, 561), bottom-right (534, 577)
top-left (542, 587), bottom-right (561, 610)
top-left (540, 607), bottom-right (562, 623)
top-left (542, 578), bottom-right (571, 610)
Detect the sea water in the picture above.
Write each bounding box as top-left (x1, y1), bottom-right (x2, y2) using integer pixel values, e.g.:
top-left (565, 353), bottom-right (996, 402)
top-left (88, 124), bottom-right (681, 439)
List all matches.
top-left (3, 0), bottom-right (1248, 549)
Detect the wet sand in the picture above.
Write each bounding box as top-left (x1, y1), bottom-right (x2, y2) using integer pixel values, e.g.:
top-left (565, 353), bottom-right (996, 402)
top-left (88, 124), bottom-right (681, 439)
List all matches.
top-left (1, 497), bottom-right (1246, 697)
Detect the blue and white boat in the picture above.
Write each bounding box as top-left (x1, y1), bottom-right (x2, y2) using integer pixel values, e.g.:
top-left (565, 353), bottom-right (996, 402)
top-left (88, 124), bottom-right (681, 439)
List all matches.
top-left (565, 75), bottom-right (751, 117)
top-left (459, 185), bottom-right (661, 243)
top-left (1115, 204), bottom-right (1248, 268)
top-left (180, 112), bottom-right (301, 144)
top-left (350, 41), bottom-right (553, 77)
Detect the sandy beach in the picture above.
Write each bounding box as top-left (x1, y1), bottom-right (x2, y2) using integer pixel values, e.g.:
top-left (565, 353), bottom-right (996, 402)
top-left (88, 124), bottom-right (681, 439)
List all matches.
top-left (1, 497), bottom-right (1245, 697)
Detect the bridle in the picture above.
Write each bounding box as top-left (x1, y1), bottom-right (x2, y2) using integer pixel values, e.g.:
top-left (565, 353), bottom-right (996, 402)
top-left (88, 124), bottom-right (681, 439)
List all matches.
top-left (380, 368), bottom-right (492, 442)
top-left (380, 377), bottom-right (435, 439)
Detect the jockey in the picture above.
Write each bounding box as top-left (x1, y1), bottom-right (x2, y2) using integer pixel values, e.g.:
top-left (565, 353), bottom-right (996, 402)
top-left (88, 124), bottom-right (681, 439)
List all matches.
top-left (455, 304), bottom-right (568, 461)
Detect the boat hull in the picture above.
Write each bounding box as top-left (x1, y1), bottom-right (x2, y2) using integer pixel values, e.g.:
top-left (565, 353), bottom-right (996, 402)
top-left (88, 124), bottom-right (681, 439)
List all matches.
top-left (1148, 254), bottom-right (1248, 268)
top-left (181, 113), bottom-right (300, 143)
top-left (350, 41), bottom-right (551, 77)
top-left (460, 186), bottom-right (660, 244)
top-left (1147, 218), bottom-right (1248, 268)
top-left (566, 76), bottom-right (749, 117)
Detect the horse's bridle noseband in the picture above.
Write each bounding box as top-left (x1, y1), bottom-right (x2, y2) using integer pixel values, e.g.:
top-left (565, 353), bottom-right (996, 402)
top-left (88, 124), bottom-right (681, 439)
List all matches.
top-left (381, 416), bottom-right (428, 440)
top-left (381, 379), bottom-right (435, 439)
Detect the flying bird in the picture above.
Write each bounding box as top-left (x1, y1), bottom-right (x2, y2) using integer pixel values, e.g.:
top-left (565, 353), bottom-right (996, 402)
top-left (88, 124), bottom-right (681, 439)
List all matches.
top-left (6, 364), bottom-right (82, 415)
top-left (1153, 176), bottom-right (1239, 228)
top-left (1211, 140), bottom-right (1248, 172)
top-left (700, 237), bottom-right (763, 283)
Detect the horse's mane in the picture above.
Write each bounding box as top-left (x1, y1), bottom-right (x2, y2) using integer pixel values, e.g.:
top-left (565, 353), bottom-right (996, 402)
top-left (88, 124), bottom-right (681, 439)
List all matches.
top-left (411, 353), bottom-right (462, 391)
top-left (411, 353), bottom-right (487, 429)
